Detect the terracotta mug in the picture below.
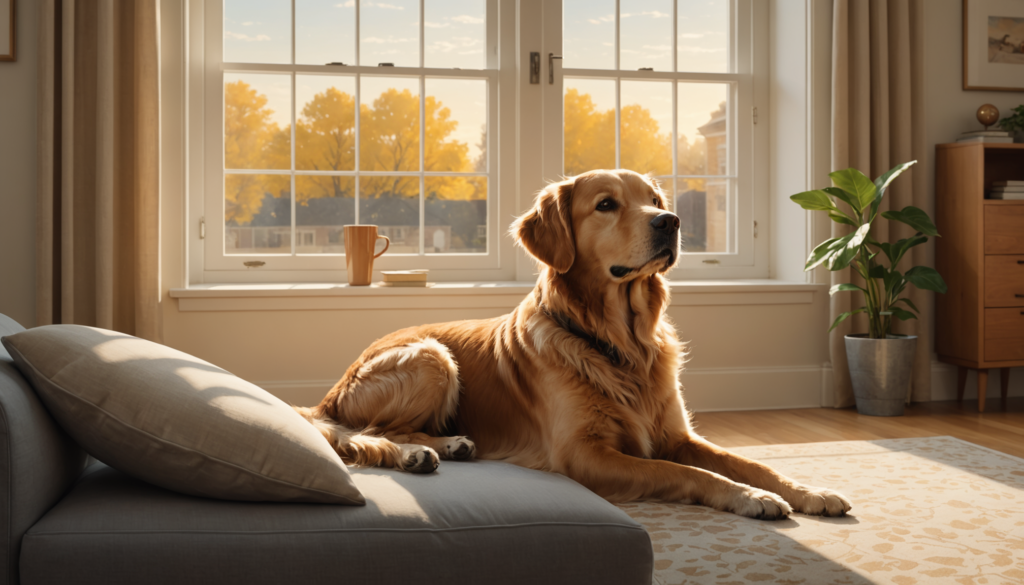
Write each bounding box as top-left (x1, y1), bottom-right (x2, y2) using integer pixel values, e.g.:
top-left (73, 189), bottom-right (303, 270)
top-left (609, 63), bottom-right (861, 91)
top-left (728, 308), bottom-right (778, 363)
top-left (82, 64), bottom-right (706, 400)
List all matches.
top-left (344, 225), bottom-right (390, 286)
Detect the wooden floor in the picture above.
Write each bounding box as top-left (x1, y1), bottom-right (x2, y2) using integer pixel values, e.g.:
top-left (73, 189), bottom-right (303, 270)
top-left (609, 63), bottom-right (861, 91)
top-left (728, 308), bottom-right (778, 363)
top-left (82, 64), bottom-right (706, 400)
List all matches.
top-left (692, 397), bottom-right (1024, 459)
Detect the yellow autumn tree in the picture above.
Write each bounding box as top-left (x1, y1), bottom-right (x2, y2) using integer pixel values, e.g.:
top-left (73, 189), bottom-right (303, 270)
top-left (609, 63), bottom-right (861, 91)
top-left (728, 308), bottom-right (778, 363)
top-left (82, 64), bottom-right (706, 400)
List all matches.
top-left (224, 80), bottom-right (288, 224)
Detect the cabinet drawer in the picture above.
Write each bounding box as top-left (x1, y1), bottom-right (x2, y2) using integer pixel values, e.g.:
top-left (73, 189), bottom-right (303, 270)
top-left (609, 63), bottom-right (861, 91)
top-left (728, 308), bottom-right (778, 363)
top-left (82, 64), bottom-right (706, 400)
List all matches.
top-left (985, 308), bottom-right (1024, 362)
top-left (985, 256), bottom-right (1024, 306)
top-left (985, 206), bottom-right (1024, 254)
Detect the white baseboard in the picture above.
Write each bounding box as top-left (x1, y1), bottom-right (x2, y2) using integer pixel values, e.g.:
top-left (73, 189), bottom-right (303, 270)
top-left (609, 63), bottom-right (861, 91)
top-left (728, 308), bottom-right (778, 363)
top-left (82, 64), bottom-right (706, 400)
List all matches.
top-left (253, 363), bottom-right (1024, 411)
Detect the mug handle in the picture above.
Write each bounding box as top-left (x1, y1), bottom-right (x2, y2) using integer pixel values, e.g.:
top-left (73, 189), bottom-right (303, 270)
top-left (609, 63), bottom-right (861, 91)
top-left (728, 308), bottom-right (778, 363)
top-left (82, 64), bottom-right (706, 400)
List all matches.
top-left (373, 235), bottom-right (390, 258)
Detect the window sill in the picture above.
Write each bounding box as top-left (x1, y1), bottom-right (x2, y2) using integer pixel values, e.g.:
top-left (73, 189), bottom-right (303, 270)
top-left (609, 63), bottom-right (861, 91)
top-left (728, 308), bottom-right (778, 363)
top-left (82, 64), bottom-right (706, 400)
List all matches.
top-left (169, 280), bottom-right (824, 312)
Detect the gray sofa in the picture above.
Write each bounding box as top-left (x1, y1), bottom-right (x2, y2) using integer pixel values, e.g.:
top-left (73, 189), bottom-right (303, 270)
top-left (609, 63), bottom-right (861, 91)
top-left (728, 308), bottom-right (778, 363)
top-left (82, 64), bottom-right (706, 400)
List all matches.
top-left (0, 314), bottom-right (653, 585)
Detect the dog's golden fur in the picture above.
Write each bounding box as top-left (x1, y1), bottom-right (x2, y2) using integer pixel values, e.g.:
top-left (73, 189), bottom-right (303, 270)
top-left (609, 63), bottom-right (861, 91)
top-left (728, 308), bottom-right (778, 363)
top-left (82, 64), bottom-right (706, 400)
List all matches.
top-left (298, 169), bottom-right (851, 519)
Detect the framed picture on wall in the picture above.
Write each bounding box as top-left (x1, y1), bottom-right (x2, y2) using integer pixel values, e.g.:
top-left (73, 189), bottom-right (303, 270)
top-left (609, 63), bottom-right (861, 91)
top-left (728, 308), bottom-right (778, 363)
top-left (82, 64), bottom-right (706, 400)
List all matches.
top-left (964, 0), bottom-right (1024, 91)
top-left (0, 0), bottom-right (14, 62)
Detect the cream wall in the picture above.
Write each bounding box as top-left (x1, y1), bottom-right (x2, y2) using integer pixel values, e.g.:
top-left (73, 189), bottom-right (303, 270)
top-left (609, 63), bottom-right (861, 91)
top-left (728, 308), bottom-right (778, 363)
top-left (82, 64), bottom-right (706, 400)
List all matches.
top-left (0, 1), bottom-right (37, 329)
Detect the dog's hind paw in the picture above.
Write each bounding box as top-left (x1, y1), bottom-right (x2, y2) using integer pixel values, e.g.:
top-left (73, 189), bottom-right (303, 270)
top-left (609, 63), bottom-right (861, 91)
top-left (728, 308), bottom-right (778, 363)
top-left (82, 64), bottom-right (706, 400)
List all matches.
top-left (789, 486), bottom-right (852, 517)
top-left (440, 436), bottom-right (476, 460)
top-left (398, 445), bottom-right (439, 473)
top-left (728, 487), bottom-right (792, 520)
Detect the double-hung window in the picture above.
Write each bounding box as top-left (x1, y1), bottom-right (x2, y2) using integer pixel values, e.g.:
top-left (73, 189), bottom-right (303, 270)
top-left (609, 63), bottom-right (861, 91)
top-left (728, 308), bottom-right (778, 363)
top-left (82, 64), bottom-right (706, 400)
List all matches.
top-left (558, 0), bottom-right (766, 275)
top-left (201, 0), bottom-right (505, 281)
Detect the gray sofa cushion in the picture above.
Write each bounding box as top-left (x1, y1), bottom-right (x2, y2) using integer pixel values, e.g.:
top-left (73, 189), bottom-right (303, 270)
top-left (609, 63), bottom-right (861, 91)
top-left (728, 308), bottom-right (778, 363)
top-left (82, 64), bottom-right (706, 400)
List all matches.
top-left (22, 461), bottom-right (653, 585)
top-left (0, 315), bottom-right (86, 585)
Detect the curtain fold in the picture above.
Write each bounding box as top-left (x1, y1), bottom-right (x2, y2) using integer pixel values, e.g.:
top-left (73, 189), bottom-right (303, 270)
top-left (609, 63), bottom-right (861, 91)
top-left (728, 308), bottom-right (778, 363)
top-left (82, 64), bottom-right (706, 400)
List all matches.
top-left (36, 0), bottom-right (161, 341)
top-left (831, 0), bottom-right (930, 407)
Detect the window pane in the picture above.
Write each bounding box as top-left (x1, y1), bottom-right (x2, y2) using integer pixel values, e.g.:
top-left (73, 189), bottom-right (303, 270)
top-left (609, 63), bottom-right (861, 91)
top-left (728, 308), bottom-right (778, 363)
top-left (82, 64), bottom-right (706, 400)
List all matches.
top-left (563, 0), bottom-right (615, 70)
top-left (674, 177), bottom-right (729, 253)
top-left (296, 0), bottom-right (356, 66)
top-left (620, 0), bottom-right (673, 71)
top-left (360, 176), bottom-right (420, 253)
top-left (677, 83), bottom-right (728, 176)
top-left (295, 175), bottom-right (355, 253)
top-left (225, 73), bottom-right (291, 170)
top-left (620, 80), bottom-right (672, 176)
top-left (225, 174), bottom-right (291, 254)
top-left (425, 0), bottom-right (485, 69)
top-left (360, 77), bottom-right (420, 172)
top-left (224, 0), bottom-right (291, 64)
top-left (564, 78), bottom-right (615, 175)
top-left (360, 0), bottom-right (420, 67)
top-left (678, 0), bottom-right (729, 73)
top-left (425, 177), bottom-right (486, 254)
top-left (296, 75), bottom-right (355, 171)
top-left (424, 79), bottom-right (486, 172)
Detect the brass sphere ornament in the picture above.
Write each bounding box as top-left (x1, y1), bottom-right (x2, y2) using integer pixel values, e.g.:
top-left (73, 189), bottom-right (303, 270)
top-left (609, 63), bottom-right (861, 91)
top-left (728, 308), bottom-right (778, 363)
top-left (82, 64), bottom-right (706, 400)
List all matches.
top-left (977, 104), bottom-right (1000, 130)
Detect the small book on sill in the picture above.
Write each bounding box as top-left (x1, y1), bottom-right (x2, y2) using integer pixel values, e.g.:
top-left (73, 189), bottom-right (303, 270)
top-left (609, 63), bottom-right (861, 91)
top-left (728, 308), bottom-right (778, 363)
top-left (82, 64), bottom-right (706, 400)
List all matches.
top-left (376, 281), bottom-right (434, 287)
top-left (381, 270), bottom-right (428, 283)
top-left (957, 136), bottom-right (1013, 143)
top-left (992, 180), bottom-right (1024, 187)
top-left (991, 186), bottom-right (1024, 192)
top-left (988, 191), bottom-right (1024, 200)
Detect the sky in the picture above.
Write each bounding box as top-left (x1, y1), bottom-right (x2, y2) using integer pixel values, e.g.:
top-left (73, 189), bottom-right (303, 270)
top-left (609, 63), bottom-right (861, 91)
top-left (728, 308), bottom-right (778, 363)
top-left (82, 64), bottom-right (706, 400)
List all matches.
top-left (223, 0), bottom-right (729, 173)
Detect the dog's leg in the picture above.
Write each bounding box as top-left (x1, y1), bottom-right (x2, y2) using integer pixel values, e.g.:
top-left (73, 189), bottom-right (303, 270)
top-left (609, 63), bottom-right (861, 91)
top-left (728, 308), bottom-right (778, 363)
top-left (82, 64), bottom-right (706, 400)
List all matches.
top-left (662, 435), bottom-right (851, 517)
top-left (560, 444), bottom-right (792, 520)
top-left (386, 432), bottom-right (477, 461)
top-left (294, 407), bottom-right (440, 473)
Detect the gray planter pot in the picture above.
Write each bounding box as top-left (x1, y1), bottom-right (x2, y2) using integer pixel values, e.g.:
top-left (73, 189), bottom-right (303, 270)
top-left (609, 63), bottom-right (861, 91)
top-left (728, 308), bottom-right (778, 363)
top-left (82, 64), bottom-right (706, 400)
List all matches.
top-left (845, 334), bottom-right (917, 416)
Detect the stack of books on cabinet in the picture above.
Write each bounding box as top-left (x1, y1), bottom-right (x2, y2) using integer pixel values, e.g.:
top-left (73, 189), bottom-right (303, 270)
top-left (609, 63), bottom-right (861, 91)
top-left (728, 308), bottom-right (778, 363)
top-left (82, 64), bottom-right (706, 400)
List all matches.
top-left (989, 180), bottom-right (1024, 200)
top-left (957, 130), bottom-right (1013, 144)
top-left (379, 270), bottom-right (431, 287)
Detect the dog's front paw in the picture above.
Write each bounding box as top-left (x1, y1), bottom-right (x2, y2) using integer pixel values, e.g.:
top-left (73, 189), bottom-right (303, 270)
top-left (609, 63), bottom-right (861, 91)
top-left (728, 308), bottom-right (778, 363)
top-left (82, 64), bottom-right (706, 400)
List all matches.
top-left (399, 445), bottom-right (440, 473)
top-left (727, 486), bottom-right (792, 520)
top-left (789, 485), bottom-right (852, 517)
top-left (439, 436), bottom-right (476, 460)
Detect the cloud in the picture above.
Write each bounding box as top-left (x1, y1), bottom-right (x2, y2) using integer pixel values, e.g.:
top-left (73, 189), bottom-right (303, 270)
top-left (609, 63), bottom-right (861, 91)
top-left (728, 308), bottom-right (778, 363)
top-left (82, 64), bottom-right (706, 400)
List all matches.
top-left (362, 36), bottom-right (417, 44)
top-left (678, 33), bottom-right (704, 39)
top-left (451, 15), bottom-right (483, 24)
top-left (366, 2), bottom-right (405, 9)
top-left (588, 14), bottom-right (615, 24)
top-left (335, 0), bottom-right (355, 6)
top-left (643, 44), bottom-right (672, 51)
top-left (428, 37), bottom-right (483, 53)
top-left (241, 21), bottom-right (257, 26)
top-left (678, 46), bottom-right (726, 53)
top-left (641, 10), bottom-right (670, 18)
top-left (424, 22), bottom-right (449, 28)
top-left (225, 31), bottom-right (271, 42)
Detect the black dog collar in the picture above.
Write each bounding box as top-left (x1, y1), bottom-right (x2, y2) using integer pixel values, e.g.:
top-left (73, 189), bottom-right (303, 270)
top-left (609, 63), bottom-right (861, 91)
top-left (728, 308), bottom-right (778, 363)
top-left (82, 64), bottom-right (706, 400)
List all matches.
top-left (540, 305), bottom-right (623, 367)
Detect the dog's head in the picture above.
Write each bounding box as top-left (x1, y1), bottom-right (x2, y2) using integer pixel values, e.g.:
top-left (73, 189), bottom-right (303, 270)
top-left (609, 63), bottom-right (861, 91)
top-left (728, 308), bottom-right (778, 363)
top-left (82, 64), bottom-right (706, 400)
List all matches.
top-left (512, 170), bottom-right (680, 281)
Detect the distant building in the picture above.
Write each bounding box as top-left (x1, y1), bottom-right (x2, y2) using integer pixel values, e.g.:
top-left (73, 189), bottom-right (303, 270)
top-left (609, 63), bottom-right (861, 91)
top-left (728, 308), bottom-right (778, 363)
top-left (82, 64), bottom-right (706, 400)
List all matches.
top-left (697, 102), bottom-right (727, 253)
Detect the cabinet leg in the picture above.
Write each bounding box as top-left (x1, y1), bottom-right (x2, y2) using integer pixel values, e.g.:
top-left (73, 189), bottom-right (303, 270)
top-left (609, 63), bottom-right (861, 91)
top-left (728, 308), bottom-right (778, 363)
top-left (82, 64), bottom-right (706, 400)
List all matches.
top-left (977, 369), bottom-right (989, 413)
top-left (957, 366), bottom-right (968, 402)
top-left (1001, 368), bottom-right (1010, 401)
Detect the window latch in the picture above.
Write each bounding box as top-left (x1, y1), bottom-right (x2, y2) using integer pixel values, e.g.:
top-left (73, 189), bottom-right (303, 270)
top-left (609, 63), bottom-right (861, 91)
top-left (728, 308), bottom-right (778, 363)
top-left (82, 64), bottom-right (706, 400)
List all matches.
top-left (199, 217), bottom-right (206, 240)
top-left (243, 261), bottom-right (266, 269)
top-left (530, 52), bottom-right (540, 84)
top-left (549, 53), bottom-right (562, 84)
top-left (752, 106), bottom-right (758, 125)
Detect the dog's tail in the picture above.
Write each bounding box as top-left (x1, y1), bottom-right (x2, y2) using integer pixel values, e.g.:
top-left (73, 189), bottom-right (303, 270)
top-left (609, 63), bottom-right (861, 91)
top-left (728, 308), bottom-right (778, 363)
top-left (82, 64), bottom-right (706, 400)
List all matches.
top-left (293, 406), bottom-right (403, 468)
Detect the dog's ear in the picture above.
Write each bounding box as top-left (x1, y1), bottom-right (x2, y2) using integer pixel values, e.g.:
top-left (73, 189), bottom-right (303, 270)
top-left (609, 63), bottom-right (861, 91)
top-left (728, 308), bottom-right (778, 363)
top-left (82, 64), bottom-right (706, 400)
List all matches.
top-left (512, 179), bottom-right (575, 273)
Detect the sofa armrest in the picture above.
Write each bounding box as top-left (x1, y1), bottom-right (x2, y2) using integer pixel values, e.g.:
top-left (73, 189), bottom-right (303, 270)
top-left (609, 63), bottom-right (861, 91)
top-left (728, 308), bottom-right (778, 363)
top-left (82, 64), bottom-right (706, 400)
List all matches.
top-left (0, 315), bottom-right (86, 585)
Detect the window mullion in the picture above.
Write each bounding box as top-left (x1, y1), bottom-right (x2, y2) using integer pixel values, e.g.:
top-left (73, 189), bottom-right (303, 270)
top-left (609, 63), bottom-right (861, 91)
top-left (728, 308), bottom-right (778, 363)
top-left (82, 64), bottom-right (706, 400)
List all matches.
top-left (419, 74), bottom-right (425, 256)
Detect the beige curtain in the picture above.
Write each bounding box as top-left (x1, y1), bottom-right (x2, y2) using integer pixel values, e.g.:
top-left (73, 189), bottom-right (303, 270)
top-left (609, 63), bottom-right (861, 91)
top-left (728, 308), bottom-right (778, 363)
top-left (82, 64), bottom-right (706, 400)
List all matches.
top-left (36, 0), bottom-right (161, 341)
top-left (831, 0), bottom-right (931, 407)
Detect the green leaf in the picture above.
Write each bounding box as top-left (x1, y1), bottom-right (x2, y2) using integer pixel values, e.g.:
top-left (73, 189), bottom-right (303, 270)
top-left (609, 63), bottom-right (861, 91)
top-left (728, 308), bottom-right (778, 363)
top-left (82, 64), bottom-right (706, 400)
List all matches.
top-left (828, 210), bottom-right (859, 227)
top-left (830, 168), bottom-right (878, 212)
top-left (828, 308), bottom-right (865, 332)
top-left (881, 206), bottom-right (940, 237)
top-left (828, 223), bottom-right (871, 271)
top-left (904, 265), bottom-right (948, 294)
top-left (830, 283), bottom-right (865, 295)
top-left (791, 190), bottom-right (838, 212)
top-left (894, 297), bottom-right (920, 313)
top-left (824, 187), bottom-right (862, 215)
top-left (889, 307), bottom-right (918, 321)
top-left (871, 161), bottom-right (917, 220)
top-left (868, 264), bottom-right (886, 279)
top-left (804, 237), bottom-right (843, 271)
top-left (890, 234), bottom-right (928, 268)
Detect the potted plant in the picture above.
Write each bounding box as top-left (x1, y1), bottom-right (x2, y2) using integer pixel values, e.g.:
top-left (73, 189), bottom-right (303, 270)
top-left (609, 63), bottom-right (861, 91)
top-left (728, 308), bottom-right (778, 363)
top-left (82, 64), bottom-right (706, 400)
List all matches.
top-left (998, 105), bottom-right (1024, 143)
top-left (790, 161), bottom-right (947, 416)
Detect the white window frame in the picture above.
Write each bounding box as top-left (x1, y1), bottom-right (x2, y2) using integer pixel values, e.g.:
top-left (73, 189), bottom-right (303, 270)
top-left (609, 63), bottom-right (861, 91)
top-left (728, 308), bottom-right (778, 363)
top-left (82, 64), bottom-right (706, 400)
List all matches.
top-left (187, 0), bottom-right (765, 284)
top-left (547, 0), bottom-right (768, 278)
top-left (189, 0), bottom-right (518, 284)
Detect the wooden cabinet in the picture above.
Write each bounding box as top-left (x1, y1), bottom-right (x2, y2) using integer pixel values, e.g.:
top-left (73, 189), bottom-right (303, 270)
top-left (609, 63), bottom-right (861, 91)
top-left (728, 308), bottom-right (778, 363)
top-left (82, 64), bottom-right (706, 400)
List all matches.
top-left (935, 143), bottom-right (1024, 412)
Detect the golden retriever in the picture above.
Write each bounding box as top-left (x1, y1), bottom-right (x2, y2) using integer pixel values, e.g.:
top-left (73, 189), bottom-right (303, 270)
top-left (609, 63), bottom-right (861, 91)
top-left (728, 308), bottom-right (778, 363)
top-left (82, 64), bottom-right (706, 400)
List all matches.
top-left (297, 169), bottom-right (851, 519)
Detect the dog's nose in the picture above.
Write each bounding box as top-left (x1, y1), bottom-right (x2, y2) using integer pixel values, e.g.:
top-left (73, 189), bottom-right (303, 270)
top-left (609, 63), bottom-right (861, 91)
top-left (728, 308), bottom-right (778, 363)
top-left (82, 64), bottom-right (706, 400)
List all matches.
top-left (650, 212), bottom-right (680, 233)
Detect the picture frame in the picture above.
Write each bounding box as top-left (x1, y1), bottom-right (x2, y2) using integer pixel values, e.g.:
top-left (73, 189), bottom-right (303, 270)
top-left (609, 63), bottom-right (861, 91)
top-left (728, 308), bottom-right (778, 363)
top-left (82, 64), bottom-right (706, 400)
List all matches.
top-left (0, 0), bottom-right (13, 62)
top-left (963, 0), bottom-right (1024, 92)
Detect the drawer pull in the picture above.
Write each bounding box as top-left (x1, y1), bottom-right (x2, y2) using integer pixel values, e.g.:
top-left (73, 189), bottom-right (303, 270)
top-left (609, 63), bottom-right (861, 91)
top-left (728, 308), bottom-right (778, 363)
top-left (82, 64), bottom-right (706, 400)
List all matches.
top-left (1020, 260), bottom-right (1024, 265)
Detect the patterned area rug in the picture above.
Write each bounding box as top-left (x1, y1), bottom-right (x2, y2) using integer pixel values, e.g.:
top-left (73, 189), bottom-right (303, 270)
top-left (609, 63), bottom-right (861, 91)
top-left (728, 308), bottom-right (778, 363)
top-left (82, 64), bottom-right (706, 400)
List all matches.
top-left (617, 436), bottom-right (1024, 585)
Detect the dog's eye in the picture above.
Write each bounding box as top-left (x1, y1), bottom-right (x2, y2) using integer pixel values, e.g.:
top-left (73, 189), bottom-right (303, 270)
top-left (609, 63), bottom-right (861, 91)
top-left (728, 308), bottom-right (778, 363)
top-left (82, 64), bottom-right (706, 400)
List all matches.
top-left (653, 197), bottom-right (661, 208)
top-left (596, 199), bottom-right (617, 212)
